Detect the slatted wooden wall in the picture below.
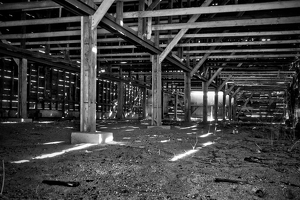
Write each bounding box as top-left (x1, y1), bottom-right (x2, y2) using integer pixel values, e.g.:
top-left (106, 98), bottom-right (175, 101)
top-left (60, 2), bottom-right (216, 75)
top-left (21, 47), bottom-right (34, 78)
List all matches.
top-left (0, 58), bottom-right (145, 119)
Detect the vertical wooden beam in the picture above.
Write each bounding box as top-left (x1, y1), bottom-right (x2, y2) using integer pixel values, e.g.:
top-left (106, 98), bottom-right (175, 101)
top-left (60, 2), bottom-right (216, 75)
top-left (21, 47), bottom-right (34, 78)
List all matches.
top-left (117, 69), bottom-right (124, 119)
top-left (222, 89), bottom-right (226, 122)
top-left (184, 71), bottom-right (191, 122)
top-left (55, 69), bottom-right (59, 110)
top-left (27, 64), bottom-right (32, 110)
top-left (68, 73), bottom-right (73, 110)
top-left (232, 95), bottom-right (237, 121)
top-left (145, 0), bottom-right (152, 40)
top-left (18, 58), bottom-right (28, 118)
top-left (203, 81), bottom-right (208, 124)
top-left (10, 62), bottom-right (15, 110)
top-left (36, 66), bottom-right (40, 110)
top-left (151, 6), bottom-right (161, 126)
top-left (152, 55), bottom-right (162, 126)
top-left (228, 95), bottom-right (232, 121)
top-left (142, 75), bottom-right (147, 119)
top-left (138, 0), bottom-right (145, 38)
top-left (62, 70), bottom-right (66, 117)
top-left (74, 73), bottom-right (78, 110)
top-left (0, 59), bottom-right (4, 110)
top-left (168, 0), bottom-right (173, 43)
top-left (80, 16), bottom-right (97, 132)
top-left (214, 87), bottom-right (218, 123)
top-left (174, 92), bottom-right (178, 119)
top-left (116, 1), bottom-right (124, 25)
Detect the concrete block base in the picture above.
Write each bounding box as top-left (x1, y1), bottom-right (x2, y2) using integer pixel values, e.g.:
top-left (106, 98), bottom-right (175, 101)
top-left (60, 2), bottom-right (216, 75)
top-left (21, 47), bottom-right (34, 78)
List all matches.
top-left (7, 118), bottom-right (32, 123)
top-left (147, 126), bottom-right (171, 130)
top-left (71, 132), bottom-right (113, 144)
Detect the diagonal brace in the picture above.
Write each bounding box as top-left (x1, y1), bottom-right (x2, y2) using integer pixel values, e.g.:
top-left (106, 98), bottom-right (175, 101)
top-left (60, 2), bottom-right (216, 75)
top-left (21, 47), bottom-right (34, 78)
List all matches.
top-left (92, 0), bottom-right (115, 30)
top-left (218, 75), bottom-right (232, 91)
top-left (158, 0), bottom-right (213, 63)
top-left (207, 68), bottom-right (223, 86)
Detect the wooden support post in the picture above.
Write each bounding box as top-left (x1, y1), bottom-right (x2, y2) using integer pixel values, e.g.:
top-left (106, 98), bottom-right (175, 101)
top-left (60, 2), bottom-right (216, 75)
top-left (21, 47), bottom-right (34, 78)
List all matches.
top-left (142, 75), bottom-right (147, 119)
top-left (62, 70), bottom-right (66, 117)
top-left (214, 87), bottom-right (218, 123)
top-left (10, 63), bottom-right (15, 110)
top-left (117, 69), bottom-right (124, 119)
top-left (138, 0), bottom-right (145, 38)
top-left (184, 72), bottom-right (191, 122)
top-left (55, 69), bottom-right (59, 110)
top-left (18, 58), bottom-right (28, 118)
top-left (151, 13), bottom-right (161, 126)
top-left (232, 95), bottom-right (237, 121)
top-left (222, 89), bottom-right (226, 122)
top-left (27, 64), bottom-right (32, 110)
top-left (151, 55), bottom-right (162, 126)
top-left (116, 1), bottom-right (124, 25)
top-left (146, 0), bottom-right (152, 40)
top-left (203, 81), bottom-right (208, 124)
top-left (0, 60), bottom-right (4, 110)
top-left (228, 95), bottom-right (232, 121)
top-left (74, 74), bottom-right (78, 110)
top-left (80, 16), bottom-right (97, 132)
top-left (174, 92), bottom-right (178, 120)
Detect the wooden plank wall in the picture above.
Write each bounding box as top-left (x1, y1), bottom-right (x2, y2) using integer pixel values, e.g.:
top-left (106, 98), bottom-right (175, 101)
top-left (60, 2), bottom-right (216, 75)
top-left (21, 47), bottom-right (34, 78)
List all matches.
top-left (0, 58), bottom-right (145, 119)
top-left (236, 91), bottom-right (286, 122)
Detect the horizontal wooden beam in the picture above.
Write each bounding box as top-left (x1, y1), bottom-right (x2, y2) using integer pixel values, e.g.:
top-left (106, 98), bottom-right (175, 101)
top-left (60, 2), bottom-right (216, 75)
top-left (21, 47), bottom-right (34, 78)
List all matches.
top-left (152, 16), bottom-right (300, 30)
top-left (0, 16), bottom-right (80, 28)
top-left (166, 30), bottom-right (300, 39)
top-left (20, 39), bottom-right (300, 52)
top-left (5, 30), bottom-right (300, 41)
top-left (0, 1), bottom-right (60, 11)
top-left (123, 1), bottom-right (300, 18)
top-left (185, 48), bottom-right (300, 54)
top-left (189, 54), bottom-right (299, 59)
top-left (160, 39), bottom-right (300, 47)
top-left (0, 42), bottom-right (80, 72)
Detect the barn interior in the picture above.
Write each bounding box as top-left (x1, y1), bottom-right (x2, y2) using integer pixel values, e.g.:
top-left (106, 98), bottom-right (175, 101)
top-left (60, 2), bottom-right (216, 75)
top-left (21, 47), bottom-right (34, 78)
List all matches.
top-left (0, 0), bottom-right (300, 199)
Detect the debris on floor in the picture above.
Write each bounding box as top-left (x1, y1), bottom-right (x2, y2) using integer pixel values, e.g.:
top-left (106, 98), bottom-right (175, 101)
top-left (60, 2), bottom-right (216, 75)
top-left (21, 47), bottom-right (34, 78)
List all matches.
top-left (0, 121), bottom-right (299, 199)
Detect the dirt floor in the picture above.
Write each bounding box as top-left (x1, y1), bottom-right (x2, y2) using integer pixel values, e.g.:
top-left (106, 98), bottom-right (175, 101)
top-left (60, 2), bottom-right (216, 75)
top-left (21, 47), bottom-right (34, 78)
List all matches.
top-left (0, 119), bottom-right (299, 200)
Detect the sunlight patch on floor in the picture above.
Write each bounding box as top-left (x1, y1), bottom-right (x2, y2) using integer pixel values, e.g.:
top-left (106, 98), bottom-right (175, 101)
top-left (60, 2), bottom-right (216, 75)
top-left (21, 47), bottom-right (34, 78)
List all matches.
top-left (170, 149), bottom-right (199, 161)
top-left (199, 132), bottom-right (213, 138)
top-left (11, 143), bottom-right (97, 163)
top-left (11, 160), bottom-right (30, 164)
top-left (180, 125), bottom-right (198, 130)
top-left (201, 141), bottom-right (215, 147)
top-left (33, 143), bottom-right (97, 160)
top-left (37, 121), bottom-right (54, 124)
top-left (170, 140), bottom-right (216, 162)
top-left (42, 141), bottom-right (65, 145)
top-left (186, 132), bottom-right (197, 135)
top-left (125, 129), bottom-right (134, 132)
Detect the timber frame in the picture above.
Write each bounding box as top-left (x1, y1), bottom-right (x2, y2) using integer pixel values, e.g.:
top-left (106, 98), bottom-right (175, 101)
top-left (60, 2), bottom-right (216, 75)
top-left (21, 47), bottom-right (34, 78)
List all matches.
top-left (0, 0), bottom-right (300, 124)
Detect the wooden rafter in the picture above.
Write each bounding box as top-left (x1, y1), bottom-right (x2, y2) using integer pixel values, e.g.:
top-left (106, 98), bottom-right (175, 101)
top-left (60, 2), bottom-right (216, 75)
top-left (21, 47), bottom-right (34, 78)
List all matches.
top-left (152, 16), bottom-right (300, 31)
top-left (158, 0), bottom-right (213, 63)
top-left (123, 1), bottom-right (300, 18)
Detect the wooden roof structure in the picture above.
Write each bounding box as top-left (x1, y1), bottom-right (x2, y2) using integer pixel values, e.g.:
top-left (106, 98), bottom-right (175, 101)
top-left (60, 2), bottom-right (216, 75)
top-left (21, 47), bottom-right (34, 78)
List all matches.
top-left (0, 0), bottom-right (299, 91)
